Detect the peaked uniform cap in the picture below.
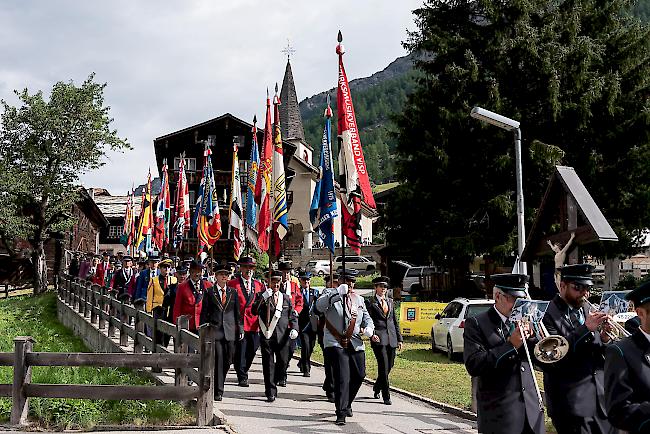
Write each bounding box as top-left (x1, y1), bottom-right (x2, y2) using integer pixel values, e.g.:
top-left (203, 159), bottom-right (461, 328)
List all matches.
top-left (626, 280), bottom-right (650, 307)
top-left (560, 264), bottom-right (594, 286)
top-left (492, 273), bottom-right (529, 298)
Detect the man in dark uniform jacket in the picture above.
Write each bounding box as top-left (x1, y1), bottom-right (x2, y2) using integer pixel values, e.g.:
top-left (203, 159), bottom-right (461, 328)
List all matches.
top-left (112, 256), bottom-right (135, 300)
top-left (365, 276), bottom-right (402, 405)
top-left (604, 281), bottom-right (650, 433)
top-left (297, 271), bottom-right (321, 377)
top-left (200, 264), bottom-right (243, 401)
top-left (542, 264), bottom-right (612, 433)
top-left (251, 271), bottom-right (298, 402)
top-left (463, 273), bottom-right (545, 434)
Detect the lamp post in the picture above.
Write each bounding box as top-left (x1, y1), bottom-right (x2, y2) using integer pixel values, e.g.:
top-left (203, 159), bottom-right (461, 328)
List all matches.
top-left (470, 107), bottom-right (527, 275)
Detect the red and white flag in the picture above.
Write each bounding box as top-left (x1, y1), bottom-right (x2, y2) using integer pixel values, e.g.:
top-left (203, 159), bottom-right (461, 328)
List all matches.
top-left (173, 155), bottom-right (190, 250)
top-left (255, 92), bottom-right (273, 252)
top-left (336, 31), bottom-right (376, 254)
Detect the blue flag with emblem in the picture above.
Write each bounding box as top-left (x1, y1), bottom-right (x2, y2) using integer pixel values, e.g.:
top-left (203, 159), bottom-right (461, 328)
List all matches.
top-left (309, 96), bottom-right (338, 254)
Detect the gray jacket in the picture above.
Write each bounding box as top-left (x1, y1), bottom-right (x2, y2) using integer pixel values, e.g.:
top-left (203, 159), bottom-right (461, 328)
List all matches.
top-left (315, 288), bottom-right (374, 351)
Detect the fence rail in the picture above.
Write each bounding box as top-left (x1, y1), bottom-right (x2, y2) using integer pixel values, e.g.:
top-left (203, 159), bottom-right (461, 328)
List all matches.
top-left (0, 274), bottom-right (216, 427)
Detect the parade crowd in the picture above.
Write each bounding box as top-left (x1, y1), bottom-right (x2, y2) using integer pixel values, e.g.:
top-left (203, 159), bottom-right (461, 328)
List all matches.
top-left (67, 252), bottom-right (402, 426)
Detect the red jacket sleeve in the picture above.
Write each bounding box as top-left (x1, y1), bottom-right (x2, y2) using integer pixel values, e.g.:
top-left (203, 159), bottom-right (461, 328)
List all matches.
top-left (173, 284), bottom-right (184, 325)
top-left (292, 282), bottom-right (304, 314)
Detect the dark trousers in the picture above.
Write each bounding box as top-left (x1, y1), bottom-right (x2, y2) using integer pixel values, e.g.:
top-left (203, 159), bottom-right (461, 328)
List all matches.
top-left (299, 330), bottom-right (317, 374)
top-left (551, 414), bottom-right (611, 434)
top-left (151, 306), bottom-right (165, 347)
top-left (260, 334), bottom-right (290, 398)
top-left (372, 344), bottom-right (396, 398)
top-left (320, 341), bottom-right (334, 394)
top-left (234, 331), bottom-right (260, 381)
top-left (326, 346), bottom-right (366, 416)
top-left (214, 338), bottom-right (234, 396)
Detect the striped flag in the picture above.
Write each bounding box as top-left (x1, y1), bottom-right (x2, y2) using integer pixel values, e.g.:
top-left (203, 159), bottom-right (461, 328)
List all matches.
top-left (246, 116), bottom-right (260, 248)
top-left (173, 156), bottom-right (190, 250)
top-left (194, 143), bottom-right (222, 252)
top-left (336, 31), bottom-right (376, 254)
top-left (121, 189), bottom-right (135, 249)
top-left (255, 92), bottom-right (273, 252)
top-left (153, 160), bottom-right (171, 251)
top-left (229, 144), bottom-right (245, 260)
top-left (135, 170), bottom-right (154, 253)
top-left (309, 95), bottom-right (338, 254)
top-left (271, 85), bottom-right (288, 257)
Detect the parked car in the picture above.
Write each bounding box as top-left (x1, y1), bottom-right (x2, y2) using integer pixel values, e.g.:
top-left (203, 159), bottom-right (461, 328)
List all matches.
top-left (401, 265), bottom-right (436, 296)
top-left (431, 298), bottom-right (494, 360)
top-left (305, 260), bottom-right (331, 277)
top-left (333, 255), bottom-right (376, 273)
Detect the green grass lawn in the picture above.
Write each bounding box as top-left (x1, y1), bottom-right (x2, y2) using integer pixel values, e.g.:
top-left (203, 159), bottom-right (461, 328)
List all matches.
top-left (0, 293), bottom-right (193, 430)
top-left (310, 273), bottom-right (378, 289)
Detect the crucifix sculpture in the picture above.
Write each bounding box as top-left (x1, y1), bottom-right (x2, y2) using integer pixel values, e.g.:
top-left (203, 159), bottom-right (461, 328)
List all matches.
top-left (547, 232), bottom-right (575, 290)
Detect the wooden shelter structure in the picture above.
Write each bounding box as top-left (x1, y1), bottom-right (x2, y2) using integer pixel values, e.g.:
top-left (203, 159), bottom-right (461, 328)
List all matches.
top-left (522, 165), bottom-right (618, 294)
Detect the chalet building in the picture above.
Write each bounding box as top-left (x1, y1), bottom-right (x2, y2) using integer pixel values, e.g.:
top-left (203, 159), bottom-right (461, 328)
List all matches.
top-left (92, 188), bottom-right (141, 255)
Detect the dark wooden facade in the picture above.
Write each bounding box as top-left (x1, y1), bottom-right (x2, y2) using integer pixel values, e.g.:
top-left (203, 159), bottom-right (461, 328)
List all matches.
top-left (153, 113), bottom-right (297, 259)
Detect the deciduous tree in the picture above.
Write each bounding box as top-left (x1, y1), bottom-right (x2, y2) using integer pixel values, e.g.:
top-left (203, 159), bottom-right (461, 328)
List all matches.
top-left (0, 74), bottom-right (130, 294)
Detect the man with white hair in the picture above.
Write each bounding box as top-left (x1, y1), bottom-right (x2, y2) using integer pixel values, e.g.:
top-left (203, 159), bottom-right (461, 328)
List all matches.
top-left (463, 273), bottom-right (544, 434)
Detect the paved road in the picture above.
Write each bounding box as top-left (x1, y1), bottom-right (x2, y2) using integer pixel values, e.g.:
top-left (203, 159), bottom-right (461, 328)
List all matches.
top-left (218, 354), bottom-right (477, 434)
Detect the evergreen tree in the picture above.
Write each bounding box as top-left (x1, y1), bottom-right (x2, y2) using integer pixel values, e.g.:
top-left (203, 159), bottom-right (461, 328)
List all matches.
top-left (390, 0), bottom-right (650, 268)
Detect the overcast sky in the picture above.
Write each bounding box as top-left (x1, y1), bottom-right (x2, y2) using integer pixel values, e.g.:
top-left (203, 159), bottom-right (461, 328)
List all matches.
top-left (0, 1), bottom-right (422, 195)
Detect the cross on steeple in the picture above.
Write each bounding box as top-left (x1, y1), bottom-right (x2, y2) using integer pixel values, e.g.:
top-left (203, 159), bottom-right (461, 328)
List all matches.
top-left (281, 39), bottom-right (295, 60)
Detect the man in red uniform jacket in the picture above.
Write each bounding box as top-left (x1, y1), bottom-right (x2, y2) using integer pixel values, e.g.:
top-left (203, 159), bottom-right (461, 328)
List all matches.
top-left (229, 256), bottom-right (265, 387)
top-left (173, 259), bottom-right (211, 333)
top-left (93, 252), bottom-right (110, 286)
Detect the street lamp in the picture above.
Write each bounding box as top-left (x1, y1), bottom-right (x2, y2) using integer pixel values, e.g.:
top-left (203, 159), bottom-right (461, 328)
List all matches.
top-left (470, 107), bottom-right (527, 275)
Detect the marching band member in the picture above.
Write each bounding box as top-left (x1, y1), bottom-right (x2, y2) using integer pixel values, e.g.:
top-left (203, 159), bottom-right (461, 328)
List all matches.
top-left (604, 281), bottom-right (650, 433)
top-left (316, 269), bottom-right (374, 426)
top-left (229, 256), bottom-right (265, 387)
top-left (297, 271), bottom-right (321, 377)
top-left (200, 263), bottom-right (243, 401)
top-left (277, 261), bottom-right (303, 386)
top-left (542, 264), bottom-right (611, 433)
top-left (146, 258), bottom-right (177, 346)
top-left (463, 273), bottom-right (544, 434)
top-left (251, 271), bottom-right (298, 402)
top-left (365, 276), bottom-right (402, 405)
top-left (173, 259), bottom-right (208, 333)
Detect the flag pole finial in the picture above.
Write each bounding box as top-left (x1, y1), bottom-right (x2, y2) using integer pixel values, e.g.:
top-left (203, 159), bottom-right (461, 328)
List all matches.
top-left (336, 30), bottom-right (345, 55)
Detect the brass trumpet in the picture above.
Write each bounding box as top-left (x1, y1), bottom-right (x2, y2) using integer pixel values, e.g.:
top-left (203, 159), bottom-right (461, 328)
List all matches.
top-left (533, 321), bottom-right (569, 364)
top-left (581, 298), bottom-right (632, 341)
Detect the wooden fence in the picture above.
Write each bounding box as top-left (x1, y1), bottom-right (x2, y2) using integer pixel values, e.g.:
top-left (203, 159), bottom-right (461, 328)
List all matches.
top-left (0, 274), bottom-right (216, 427)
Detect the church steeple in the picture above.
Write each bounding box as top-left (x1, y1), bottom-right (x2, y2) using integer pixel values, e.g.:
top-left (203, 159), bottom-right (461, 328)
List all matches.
top-left (279, 58), bottom-right (306, 143)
